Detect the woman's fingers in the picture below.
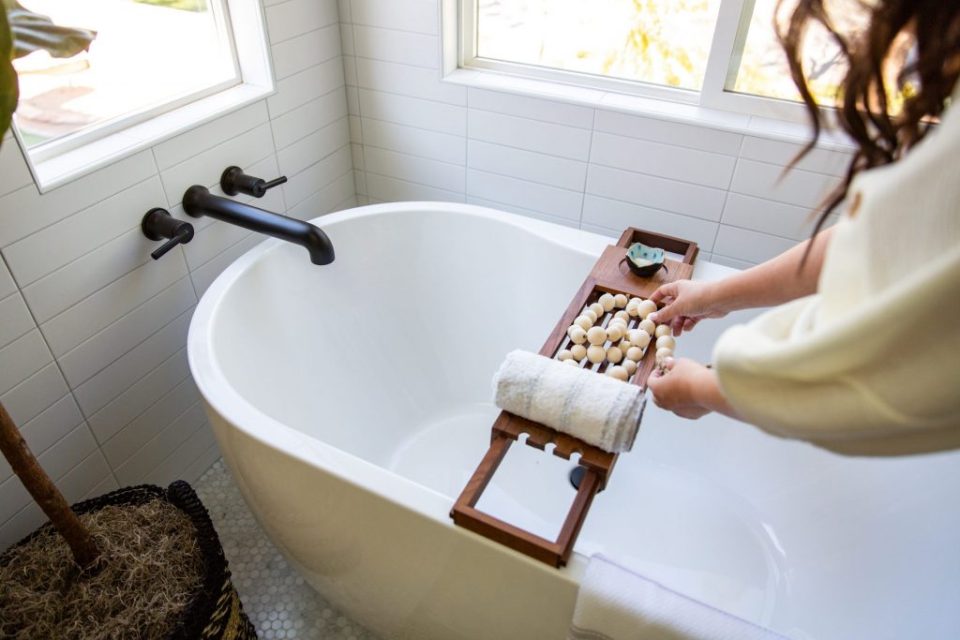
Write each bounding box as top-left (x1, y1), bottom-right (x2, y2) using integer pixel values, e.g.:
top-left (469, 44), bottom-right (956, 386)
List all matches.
top-left (649, 281), bottom-right (693, 325)
top-left (650, 302), bottom-right (681, 325)
top-left (648, 280), bottom-right (718, 332)
top-left (649, 282), bottom-right (677, 304)
top-left (647, 357), bottom-right (675, 407)
top-left (670, 316), bottom-right (686, 336)
top-left (665, 317), bottom-right (699, 337)
top-left (647, 358), bottom-right (715, 420)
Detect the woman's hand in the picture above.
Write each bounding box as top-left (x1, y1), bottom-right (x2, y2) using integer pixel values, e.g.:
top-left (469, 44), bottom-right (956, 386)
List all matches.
top-left (647, 358), bottom-right (724, 420)
top-left (648, 279), bottom-right (729, 336)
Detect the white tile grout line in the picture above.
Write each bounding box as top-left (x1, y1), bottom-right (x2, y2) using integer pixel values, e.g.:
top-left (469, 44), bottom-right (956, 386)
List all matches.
top-left (709, 135), bottom-right (747, 254)
top-left (86, 347), bottom-right (191, 443)
top-left (577, 108), bottom-right (598, 229)
top-left (347, 13), bottom-right (370, 200)
top-left (0, 447), bottom-right (112, 532)
top-left (0, 251), bottom-right (125, 490)
top-left (268, 21), bottom-right (343, 51)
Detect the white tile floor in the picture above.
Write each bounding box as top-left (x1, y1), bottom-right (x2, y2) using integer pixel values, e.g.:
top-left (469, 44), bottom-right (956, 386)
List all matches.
top-left (195, 460), bottom-right (382, 640)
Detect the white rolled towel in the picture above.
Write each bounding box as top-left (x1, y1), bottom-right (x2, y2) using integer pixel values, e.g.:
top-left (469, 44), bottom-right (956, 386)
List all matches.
top-left (492, 350), bottom-right (644, 453)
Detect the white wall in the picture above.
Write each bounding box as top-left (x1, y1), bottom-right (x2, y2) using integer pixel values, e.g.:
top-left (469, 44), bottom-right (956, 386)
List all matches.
top-left (340, 0), bottom-right (851, 269)
top-left (0, 0), bottom-right (352, 549)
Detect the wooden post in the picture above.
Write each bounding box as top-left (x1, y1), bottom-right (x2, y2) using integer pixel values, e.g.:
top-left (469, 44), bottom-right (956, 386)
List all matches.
top-left (0, 401), bottom-right (100, 569)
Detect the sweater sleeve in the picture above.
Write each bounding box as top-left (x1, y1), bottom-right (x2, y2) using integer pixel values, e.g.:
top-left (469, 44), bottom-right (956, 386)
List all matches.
top-left (712, 249), bottom-right (960, 456)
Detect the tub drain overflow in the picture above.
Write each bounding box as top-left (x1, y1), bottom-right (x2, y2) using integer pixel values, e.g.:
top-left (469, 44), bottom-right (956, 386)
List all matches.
top-left (569, 466), bottom-right (586, 490)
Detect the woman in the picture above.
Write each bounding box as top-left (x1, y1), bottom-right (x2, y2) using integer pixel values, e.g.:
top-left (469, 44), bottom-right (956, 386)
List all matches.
top-left (647, 0), bottom-right (960, 455)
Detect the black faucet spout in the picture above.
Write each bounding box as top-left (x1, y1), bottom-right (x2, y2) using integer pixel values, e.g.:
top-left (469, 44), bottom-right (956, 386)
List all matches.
top-left (183, 185), bottom-right (334, 265)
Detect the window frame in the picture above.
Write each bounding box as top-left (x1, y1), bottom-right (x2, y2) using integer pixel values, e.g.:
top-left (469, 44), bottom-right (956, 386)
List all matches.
top-left (458, 2), bottom-right (701, 105)
top-left (21, 0), bottom-right (242, 165)
top-left (14, 0), bottom-right (275, 193)
top-left (699, 0), bottom-right (813, 121)
top-left (456, 0), bottom-right (828, 124)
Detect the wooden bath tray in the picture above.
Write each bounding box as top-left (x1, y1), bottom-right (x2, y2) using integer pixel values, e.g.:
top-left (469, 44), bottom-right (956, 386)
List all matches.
top-left (450, 228), bottom-right (698, 567)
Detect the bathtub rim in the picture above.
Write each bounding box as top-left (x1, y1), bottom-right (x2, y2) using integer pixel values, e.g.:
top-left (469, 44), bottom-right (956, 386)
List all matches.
top-left (187, 200), bottom-right (637, 580)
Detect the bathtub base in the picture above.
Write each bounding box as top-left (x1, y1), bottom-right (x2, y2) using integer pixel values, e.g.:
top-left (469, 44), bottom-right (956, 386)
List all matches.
top-left (210, 412), bottom-right (581, 640)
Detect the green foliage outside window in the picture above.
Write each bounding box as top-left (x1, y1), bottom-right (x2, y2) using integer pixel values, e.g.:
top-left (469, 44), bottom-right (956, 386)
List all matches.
top-left (133, 0), bottom-right (209, 12)
top-left (1, 6), bottom-right (18, 147)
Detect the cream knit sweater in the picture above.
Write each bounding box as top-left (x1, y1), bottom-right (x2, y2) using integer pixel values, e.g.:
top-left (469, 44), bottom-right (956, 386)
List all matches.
top-left (713, 88), bottom-right (960, 456)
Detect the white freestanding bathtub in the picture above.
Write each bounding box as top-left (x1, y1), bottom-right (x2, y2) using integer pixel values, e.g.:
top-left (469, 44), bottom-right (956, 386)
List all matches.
top-left (188, 202), bottom-right (960, 640)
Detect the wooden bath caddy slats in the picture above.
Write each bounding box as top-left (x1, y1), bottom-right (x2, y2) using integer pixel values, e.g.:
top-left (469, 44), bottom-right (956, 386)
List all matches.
top-left (450, 227), bottom-right (698, 567)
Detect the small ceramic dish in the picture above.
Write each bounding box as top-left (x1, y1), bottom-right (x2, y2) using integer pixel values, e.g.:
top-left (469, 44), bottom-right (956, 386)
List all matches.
top-left (621, 242), bottom-right (667, 277)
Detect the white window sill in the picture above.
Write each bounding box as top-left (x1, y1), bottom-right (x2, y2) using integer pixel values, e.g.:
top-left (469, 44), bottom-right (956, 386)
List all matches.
top-left (27, 83), bottom-right (274, 193)
top-left (443, 67), bottom-right (857, 153)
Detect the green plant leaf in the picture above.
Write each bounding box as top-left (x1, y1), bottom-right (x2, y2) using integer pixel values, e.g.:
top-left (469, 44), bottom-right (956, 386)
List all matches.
top-left (0, 5), bottom-right (19, 149)
top-left (4, 1), bottom-right (96, 59)
top-left (0, 1), bottom-right (97, 149)
top-left (134, 0), bottom-right (209, 12)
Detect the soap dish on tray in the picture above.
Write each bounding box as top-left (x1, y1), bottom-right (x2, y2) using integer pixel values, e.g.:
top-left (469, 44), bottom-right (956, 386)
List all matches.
top-left (622, 242), bottom-right (668, 277)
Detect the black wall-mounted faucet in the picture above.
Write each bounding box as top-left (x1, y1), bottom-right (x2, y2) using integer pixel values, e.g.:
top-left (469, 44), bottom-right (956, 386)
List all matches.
top-left (182, 185), bottom-right (335, 265)
top-left (221, 166), bottom-right (287, 198)
top-left (142, 208), bottom-right (194, 260)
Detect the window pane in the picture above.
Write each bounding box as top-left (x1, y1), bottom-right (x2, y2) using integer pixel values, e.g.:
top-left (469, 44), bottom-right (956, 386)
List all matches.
top-left (12, 0), bottom-right (238, 149)
top-left (477, 0), bottom-right (723, 91)
top-left (730, 0), bottom-right (872, 106)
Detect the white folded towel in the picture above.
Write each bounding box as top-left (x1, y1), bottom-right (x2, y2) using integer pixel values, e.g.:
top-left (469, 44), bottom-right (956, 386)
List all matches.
top-left (492, 350), bottom-right (644, 453)
top-left (570, 555), bottom-right (787, 640)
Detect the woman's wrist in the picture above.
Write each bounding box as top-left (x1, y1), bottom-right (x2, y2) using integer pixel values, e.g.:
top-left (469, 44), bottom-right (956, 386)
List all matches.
top-left (708, 226), bottom-right (835, 313)
top-left (706, 275), bottom-right (743, 315)
top-left (694, 367), bottom-right (739, 419)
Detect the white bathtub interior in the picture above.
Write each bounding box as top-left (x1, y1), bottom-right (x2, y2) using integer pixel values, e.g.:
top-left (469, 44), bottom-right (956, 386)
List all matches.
top-left (203, 206), bottom-right (960, 640)
top-left (210, 210), bottom-right (595, 462)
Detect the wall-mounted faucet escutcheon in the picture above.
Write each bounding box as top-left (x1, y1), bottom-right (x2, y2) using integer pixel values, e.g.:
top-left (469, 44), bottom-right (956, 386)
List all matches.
top-left (221, 166), bottom-right (287, 198)
top-left (142, 208), bottom-right (194, 260)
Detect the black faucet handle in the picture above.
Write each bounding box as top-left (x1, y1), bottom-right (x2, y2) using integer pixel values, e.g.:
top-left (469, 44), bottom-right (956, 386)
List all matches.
top-left (142, 208), bottom-right (194, 260)
top-left (221, 166), bottom-right (288, 198)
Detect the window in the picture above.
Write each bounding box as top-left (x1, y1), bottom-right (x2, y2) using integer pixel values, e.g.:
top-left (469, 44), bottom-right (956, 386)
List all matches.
top-left (14, 0), bottom-right (238, 154)
top-left (11, 0), bottom-right (272, 191)
top-left (726, 0), bottom-right (849, 104)
top-left (474, 0), bottom-right (722, 93)
top-left (459, 0), bottom-right (873, 120)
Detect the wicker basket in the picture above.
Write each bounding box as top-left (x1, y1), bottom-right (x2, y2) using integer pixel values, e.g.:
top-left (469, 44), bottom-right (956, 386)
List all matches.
top-left (0, 481), bottom-right (258, 640)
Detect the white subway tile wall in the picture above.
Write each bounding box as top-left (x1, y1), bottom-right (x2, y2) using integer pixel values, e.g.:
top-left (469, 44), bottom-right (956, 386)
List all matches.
top-left (0, 0), bottom-right (353, 549)
top-left (342, 0), bottom-right (851, 267)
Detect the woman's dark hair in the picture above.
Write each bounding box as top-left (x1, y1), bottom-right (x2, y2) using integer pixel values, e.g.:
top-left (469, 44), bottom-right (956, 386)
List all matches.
top-left (777, 0), bottom-right (960, 239)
